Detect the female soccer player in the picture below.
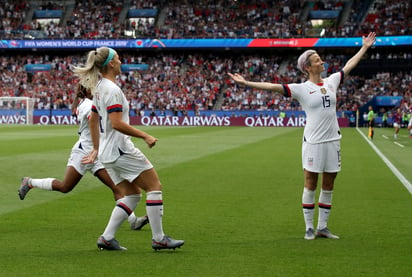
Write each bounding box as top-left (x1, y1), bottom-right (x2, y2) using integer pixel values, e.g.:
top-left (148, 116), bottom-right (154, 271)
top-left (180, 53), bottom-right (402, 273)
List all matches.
top-left (229, 32), bottom-right (376, 240)
top-left (18, 84), bottom-right (149, 231)
top-left (75, 47), bottom-right (183, 251)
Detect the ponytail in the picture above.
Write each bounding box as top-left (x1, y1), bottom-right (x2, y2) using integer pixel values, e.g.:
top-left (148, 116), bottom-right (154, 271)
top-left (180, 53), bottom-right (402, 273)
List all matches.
top-left (72, 47), bottom-right (114, 94)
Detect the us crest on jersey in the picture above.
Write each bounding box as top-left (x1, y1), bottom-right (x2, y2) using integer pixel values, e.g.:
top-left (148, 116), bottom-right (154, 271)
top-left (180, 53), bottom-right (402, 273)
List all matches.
top-left (320, 88), bottom-right (327, 94)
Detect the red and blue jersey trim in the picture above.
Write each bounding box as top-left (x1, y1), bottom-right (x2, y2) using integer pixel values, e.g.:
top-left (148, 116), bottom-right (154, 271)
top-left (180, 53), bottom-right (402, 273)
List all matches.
top-left (339, 70), bottom-right (345, 85)
top-left (107, 104), bottom-right (122, 113)
top-left (282, 84), bottom-right (291, 97)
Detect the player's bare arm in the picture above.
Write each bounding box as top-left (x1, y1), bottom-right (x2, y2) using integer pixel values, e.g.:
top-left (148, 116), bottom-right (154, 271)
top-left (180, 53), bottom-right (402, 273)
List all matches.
top-left (81, 111), bottom-right (100, 164)
top-left (109, 111), bottom-right (158, 148)
top-left (342, 32), bottom-right (376, 76)
top-left (228, 73), bottom-right (284, 93)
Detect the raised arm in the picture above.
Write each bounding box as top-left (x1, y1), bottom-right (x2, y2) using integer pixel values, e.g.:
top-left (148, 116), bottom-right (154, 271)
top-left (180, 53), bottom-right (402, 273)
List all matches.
top-left (228, 73), bottom-right (285, 93)
top-left (342, 32), bottom-right (376, 76)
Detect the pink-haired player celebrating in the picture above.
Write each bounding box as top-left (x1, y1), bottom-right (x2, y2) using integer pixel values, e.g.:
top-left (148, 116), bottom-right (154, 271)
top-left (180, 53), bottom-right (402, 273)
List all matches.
top-left (229, 32), bottom-right (376, 240)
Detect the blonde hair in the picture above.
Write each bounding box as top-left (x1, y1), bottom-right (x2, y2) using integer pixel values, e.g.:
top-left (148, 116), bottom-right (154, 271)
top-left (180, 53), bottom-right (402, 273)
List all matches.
top-left (72, 47), bottom-right (114, 94)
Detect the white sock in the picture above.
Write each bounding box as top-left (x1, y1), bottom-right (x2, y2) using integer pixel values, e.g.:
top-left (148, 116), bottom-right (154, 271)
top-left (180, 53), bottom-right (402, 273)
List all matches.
top-left (146, 191), bottom-right (165, 242)
top-left (128, 212), bottom-right (137, 224)
top-left (102, 194), bottom-right (140, 240)
top-left (126, 194), bottom-right (142, 223)
top-left (30, 178), bottom-right (54, 191)
top-left (302, 187), bottom-right (315, 230)
top-left (317, 189), bottom-right (333, 230)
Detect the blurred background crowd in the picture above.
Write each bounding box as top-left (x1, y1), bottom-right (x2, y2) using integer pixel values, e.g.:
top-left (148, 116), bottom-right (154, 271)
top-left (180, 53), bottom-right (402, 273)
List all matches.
top-left (1, 0), bottom-right (409, 39)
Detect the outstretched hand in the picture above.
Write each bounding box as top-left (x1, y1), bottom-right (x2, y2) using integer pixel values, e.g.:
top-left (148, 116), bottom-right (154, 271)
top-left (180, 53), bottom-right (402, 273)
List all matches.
top-left (363, 32), bottom-right (376, 49)
top-left (228, 73), bottom-right (246, 85)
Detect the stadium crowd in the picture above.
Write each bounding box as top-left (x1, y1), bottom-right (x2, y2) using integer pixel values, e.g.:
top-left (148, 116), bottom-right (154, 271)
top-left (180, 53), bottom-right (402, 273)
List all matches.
top-left (0, 0), bottom-right (410, 39)
top-left (0, 51), bottom-right (411, 116)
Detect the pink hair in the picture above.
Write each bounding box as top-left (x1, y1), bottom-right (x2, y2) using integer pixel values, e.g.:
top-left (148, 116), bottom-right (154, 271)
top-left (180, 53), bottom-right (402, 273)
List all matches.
top-left (297, 50), bottom-right (317, 73)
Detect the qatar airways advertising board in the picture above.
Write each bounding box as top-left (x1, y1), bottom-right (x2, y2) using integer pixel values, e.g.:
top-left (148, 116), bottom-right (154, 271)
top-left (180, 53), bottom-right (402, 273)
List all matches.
top-left (0, 114), bottom-right (349, 127)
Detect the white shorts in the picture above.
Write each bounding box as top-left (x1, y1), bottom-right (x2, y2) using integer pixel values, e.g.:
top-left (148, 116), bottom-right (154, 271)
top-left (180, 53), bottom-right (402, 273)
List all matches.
top-left (67, 143), bottom-right (105, 175)
top-left (103, 150), bottom-right (153, 185)
top-left (393, 122), bottom-right (400, 128)
top-left (302, 140), bottom-right (341, 173)
top-left (408, 119), bottom-right (412, 128)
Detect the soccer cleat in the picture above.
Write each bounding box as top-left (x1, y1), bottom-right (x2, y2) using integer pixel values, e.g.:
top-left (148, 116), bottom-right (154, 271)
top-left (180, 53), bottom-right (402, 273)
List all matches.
top-left (130, 215), bottom-right (149, 230)
top-left (304, 228), bottom-right (315, 240)
top-left (18, 177), bottom-right (32, 200)
top-left (152, 235), bottom-right (184, 251)
top-left (316, 228), bottom-right (340, 239)
top-left (97, 236), bottom-right (127, 250)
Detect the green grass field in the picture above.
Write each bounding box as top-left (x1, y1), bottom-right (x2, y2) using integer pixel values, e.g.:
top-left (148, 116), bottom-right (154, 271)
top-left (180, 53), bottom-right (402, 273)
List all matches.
top-left (0, 125), bottom-right (411, 277)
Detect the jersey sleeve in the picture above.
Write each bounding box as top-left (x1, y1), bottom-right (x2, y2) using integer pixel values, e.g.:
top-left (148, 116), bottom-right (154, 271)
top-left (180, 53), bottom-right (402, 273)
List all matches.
top-left (282, 83), bottom-right (302, 101)
top-left (104, 87), bottom-right (124, 114)
top-left (328, 71), bottom-right (345, 88)
top-left (91, 96), bottom-right (98, 114)
top-left (282, 84), bottom-right (291, 98)
top-left (77, 99), bottom-right (92, 122)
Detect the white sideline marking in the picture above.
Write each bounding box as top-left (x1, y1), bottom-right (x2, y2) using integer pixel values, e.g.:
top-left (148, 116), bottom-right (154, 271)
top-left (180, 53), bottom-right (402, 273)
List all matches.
top-left (357, 128), bottom-right (412, 195)
top-left (382, 134), bottom-right (389, 139)
top-left (394, 142), bottom-right (405, 148)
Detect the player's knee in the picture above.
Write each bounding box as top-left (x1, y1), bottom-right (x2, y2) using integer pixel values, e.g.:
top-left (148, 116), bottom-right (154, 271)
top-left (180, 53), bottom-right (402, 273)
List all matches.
top-left (60, 185), bottom-right (74, 193)
top-left (147, 181), bottom-right (162, 191)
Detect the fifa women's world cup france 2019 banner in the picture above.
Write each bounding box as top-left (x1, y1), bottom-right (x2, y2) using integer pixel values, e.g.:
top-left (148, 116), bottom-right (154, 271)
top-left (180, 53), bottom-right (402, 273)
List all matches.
top-left (1, 36), bottom-right (411, 49)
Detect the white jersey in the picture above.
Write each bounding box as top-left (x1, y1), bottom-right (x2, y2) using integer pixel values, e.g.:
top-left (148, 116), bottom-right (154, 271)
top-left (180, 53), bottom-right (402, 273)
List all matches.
top-left (283, 71), bottom-right (344, 144)
top-left (68, 97), bottom-right (105, 175)
top-left (73, 98), bottom-right (93, 151)
top-left (92, 78), bottom-right (138, 163)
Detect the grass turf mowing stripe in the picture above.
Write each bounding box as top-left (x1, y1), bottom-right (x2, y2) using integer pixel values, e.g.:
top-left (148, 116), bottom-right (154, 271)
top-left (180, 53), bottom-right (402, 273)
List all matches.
top-left (1, 126), bottom-right (411, 277)
top-left (357, 127), bottom-right (412, 195)
top-left (0, 126), bottom-right (300, 215)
